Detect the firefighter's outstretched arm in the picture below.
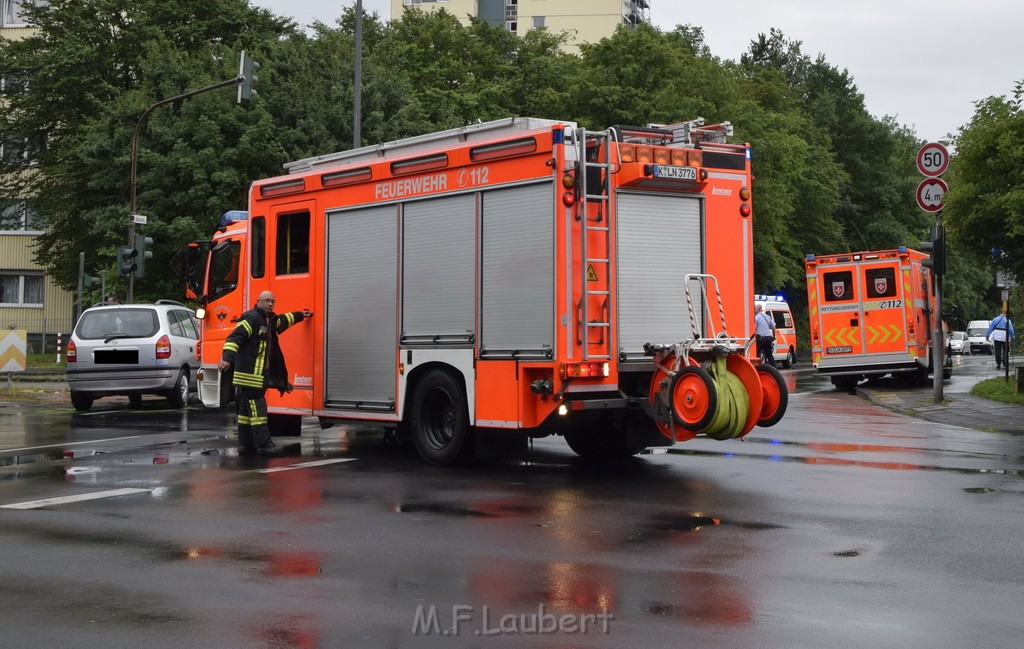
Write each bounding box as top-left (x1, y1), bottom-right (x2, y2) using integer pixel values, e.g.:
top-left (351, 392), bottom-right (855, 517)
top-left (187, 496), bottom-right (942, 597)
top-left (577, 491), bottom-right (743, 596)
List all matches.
top-left (273, 310), bottom-right (313, 334)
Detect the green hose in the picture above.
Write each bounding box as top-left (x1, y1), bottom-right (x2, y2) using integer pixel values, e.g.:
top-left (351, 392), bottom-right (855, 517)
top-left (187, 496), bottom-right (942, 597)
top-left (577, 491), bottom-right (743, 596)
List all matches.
top-left (702, 356), bottom-right (751, 440)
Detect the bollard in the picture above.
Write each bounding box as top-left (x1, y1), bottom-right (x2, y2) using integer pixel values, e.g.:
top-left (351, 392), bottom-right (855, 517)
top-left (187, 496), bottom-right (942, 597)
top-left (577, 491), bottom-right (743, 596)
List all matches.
top-left (1016, 367), bottom-right (1024, 395)
top-left (56, 332), bottom-right (62, 364)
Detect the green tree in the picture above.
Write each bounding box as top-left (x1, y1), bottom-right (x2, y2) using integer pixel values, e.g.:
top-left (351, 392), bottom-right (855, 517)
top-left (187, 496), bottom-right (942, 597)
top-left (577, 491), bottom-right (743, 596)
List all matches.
top-left (945, 84), bottom-right (1024, 290)
top-left (0, 0), bottom-right (294, 300)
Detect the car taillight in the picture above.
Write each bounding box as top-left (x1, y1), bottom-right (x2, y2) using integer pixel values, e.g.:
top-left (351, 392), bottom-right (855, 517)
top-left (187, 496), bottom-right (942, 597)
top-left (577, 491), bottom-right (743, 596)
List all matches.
top-left (156, 334), bottom-right (171, 359)
top-left (67, 340), bottom-right (77, 363)
top-left (195, 340), bottom-right (202, 361)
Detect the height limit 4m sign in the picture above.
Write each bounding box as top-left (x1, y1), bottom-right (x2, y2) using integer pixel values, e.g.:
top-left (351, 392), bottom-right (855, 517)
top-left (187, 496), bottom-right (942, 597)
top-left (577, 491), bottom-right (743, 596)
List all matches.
top-left (916, 177), bottom-right (948, 212)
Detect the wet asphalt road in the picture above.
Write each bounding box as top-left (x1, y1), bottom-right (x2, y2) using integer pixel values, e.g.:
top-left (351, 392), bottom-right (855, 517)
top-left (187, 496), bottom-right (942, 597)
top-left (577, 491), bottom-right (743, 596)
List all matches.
top-left (0, 354), bottom-right (1022, 648)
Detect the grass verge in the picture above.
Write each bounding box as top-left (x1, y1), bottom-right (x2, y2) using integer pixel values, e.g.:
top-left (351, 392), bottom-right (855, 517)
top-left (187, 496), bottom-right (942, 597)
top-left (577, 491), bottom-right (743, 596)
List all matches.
top-left (971, 376), bottom-right (1024, 406)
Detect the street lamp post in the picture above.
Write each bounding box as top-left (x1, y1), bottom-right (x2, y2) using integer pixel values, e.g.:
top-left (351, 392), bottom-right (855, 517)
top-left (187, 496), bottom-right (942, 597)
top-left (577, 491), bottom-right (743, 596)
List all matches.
top-left (126, 76), bottom-right (242, 303)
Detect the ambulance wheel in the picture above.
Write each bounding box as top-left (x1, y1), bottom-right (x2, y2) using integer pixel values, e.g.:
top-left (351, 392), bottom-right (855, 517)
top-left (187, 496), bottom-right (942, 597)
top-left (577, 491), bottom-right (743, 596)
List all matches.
top-left (754, 363), bottom-right (788, 428)
top-left (831, 376), bottom-right (859, 391)
top-left (411, 370), bottom-right (475, 466)
top-left (781, 349), bottom-right (795, 369)
top-left (669, 366), bottom-right (717, 431)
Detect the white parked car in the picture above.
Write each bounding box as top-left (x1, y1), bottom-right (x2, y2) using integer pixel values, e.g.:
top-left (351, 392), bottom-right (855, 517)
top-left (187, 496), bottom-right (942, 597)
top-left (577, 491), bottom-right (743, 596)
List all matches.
top-left (948, 331), bottom-right (968, 354)
top-left (66, 300), bottom-right (199, 411)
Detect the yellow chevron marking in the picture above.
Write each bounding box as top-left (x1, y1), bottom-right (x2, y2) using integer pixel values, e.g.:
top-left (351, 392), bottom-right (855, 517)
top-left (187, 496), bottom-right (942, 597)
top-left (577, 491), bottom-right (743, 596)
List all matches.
top-left (823, 329), bottom-right (836, 346)
top-left (889, 324), bottom-right (902, 342)
top-left (0, 329), bottom-right (27, 372)
top-left (846, 328), bottom-right (860, 345)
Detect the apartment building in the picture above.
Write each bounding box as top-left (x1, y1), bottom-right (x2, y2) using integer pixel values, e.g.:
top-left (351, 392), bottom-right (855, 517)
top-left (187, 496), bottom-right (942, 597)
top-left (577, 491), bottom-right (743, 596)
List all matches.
top-left (391, 0), bottom-right (651, 53)
top-left (1, 0), bottom-right (74, 352)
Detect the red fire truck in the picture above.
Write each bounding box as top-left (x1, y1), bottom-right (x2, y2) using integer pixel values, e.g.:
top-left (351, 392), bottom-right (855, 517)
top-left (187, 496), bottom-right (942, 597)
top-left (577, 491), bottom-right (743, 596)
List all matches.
top-left (185, 117), bottom-right (788, 465)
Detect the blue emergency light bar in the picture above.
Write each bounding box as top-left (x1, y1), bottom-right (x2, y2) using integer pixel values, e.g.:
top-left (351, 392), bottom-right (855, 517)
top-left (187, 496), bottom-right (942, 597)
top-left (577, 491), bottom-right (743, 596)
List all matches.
top-left (221, 210), bottom-right (249, 225)
top-left (754, 294), bottom-right (786, 302)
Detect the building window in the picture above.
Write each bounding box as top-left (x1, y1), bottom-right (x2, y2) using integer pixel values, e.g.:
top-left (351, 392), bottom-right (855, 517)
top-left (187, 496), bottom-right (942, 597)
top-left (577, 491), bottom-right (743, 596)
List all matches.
top-left (0, 200), bottom-right (43, 232)
top-left (505, 21), bottom-right (517, 33)
top-left (1, 0), bottom-right (44, 28)
top-left (533, 16), bottom-right (545, 28)
top-left (0, 273), bottom-right (44, 306)
top-left (1, 134), bottom-right (45, 166)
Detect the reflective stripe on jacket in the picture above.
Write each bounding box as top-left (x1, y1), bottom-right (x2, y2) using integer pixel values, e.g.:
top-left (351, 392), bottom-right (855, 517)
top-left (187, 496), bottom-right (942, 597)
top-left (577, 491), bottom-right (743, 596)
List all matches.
top-left (221, 308), bottom-right (305, 389)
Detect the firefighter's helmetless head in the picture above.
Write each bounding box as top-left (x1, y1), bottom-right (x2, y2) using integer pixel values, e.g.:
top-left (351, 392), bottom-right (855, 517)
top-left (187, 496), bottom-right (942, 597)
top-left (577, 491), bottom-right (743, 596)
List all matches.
top-left (256, 291), bottom-right (276, 312)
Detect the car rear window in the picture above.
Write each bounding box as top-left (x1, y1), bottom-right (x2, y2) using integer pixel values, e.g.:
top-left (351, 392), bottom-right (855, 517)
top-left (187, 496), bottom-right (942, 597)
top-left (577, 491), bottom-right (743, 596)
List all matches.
top-left (76, 308), bottom-right (159, 339)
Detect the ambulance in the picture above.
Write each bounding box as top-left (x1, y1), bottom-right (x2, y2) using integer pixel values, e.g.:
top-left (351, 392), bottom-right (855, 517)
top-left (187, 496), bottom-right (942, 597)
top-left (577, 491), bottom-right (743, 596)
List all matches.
top-left (805, 247), bottom-right (952, 390)
top-left (754, 294), bottom-right (797, 368)
top-left (186, 117), bottom-right (789, 465)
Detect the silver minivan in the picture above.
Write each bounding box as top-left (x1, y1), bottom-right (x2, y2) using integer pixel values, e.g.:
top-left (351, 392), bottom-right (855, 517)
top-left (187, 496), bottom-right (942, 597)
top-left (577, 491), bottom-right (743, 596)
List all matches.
top-left (66, 300), bottom-right (199, 411)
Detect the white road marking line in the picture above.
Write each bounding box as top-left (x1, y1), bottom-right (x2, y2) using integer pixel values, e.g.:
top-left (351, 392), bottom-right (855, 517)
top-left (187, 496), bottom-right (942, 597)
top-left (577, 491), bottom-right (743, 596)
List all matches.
top-left (1, 488), bottom-right (153, 510)
top-left (254, 458), bottom-right (356, 474)
top-left (2, 436), bottom-right (148, 454)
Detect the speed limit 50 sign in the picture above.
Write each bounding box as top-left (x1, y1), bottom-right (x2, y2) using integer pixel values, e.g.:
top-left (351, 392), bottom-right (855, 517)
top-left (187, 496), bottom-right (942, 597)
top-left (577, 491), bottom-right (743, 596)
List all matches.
top-left (917, 142), bottom-right (949, 177)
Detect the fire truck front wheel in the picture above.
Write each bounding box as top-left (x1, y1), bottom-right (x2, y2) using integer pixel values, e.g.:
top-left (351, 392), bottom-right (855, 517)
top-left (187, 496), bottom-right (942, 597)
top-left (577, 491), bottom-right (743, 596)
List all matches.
top-left (411, 370), bottom-right (475, 467)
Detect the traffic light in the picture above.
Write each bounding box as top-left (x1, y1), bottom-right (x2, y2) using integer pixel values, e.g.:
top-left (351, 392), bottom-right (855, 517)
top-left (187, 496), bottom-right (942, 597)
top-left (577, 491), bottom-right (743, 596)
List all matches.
top-left (920, 223), bottom-right (945, 275)
top-left (237, 50), bottom-right (260, 104)
top-left (133, 234), bottom-right (154, 279)
top-left (119, 245), bottom-right (138, 276)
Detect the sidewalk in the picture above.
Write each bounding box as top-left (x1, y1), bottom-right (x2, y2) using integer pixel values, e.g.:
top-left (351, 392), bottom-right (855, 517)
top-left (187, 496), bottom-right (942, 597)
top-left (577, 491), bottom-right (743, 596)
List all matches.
top-left (858, 382), bottom-right (1024, 436)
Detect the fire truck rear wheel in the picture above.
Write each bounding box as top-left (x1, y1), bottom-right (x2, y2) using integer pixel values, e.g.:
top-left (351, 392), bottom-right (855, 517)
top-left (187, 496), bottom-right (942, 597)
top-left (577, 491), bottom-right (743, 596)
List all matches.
top-left (754, 363), bottom-right (788, 427)
top-left (411, 370), bottom-right (475, 466)
top-left (562, 413), bottom-right (643, 460)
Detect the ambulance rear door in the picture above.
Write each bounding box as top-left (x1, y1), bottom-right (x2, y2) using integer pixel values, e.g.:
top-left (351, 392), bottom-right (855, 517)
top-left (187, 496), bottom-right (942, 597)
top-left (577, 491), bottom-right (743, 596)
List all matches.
top-left (814, 261), bottom-right (864, 362)
top-left (858, 260), bottom-right (906, 356)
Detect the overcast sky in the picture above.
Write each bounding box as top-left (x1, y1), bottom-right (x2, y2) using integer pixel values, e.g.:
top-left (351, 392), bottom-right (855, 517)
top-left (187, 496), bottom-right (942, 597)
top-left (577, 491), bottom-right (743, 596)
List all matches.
top-left (251, 0), bottom-right (1023, 144)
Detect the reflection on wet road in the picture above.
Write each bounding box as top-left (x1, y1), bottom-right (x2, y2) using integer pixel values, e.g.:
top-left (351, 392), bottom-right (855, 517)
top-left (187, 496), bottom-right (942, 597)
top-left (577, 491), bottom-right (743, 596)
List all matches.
top-left (0, 355), bottom-right (1022, 647)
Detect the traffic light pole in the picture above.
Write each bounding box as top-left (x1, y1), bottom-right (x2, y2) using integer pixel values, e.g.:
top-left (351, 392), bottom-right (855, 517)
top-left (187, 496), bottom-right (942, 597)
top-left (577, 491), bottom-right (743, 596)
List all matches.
top-left (931, 214), bottom-right (944, 404)
top-left (126, 75), bottom-right (242, 303)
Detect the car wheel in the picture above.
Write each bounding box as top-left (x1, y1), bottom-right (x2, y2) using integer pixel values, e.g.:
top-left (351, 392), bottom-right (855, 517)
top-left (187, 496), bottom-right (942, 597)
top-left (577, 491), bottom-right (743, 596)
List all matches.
top-left (70, 391), bottom-right (94, 412)
top-left (166, 369), bottom-right (189, 408)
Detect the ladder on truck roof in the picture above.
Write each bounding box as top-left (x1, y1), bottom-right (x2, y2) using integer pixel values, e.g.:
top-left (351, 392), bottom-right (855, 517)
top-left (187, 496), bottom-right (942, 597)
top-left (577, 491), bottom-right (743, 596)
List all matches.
top-left (574, 127), bottom-right (615, 361)
top-left (283, 117), bottom-right (573, 174)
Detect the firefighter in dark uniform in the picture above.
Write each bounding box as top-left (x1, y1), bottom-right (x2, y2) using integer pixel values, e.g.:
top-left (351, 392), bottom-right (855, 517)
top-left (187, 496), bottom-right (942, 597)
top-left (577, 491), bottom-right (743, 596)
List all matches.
top-left (218, 290), bottom-right (312, 455)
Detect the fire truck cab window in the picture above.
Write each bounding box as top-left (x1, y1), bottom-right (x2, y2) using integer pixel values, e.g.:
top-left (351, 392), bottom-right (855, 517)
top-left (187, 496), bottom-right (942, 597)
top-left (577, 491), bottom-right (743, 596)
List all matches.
top-left (209, 240), bottom-right (241, 302)
top-left (251, 216), bottom-right (265, 278)
top-left (276, 211), bottom-right (310, 275)
top-left (822, 270), bottom-right (854, 302)
top-left (865, 267), bottom-right (897, 298)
